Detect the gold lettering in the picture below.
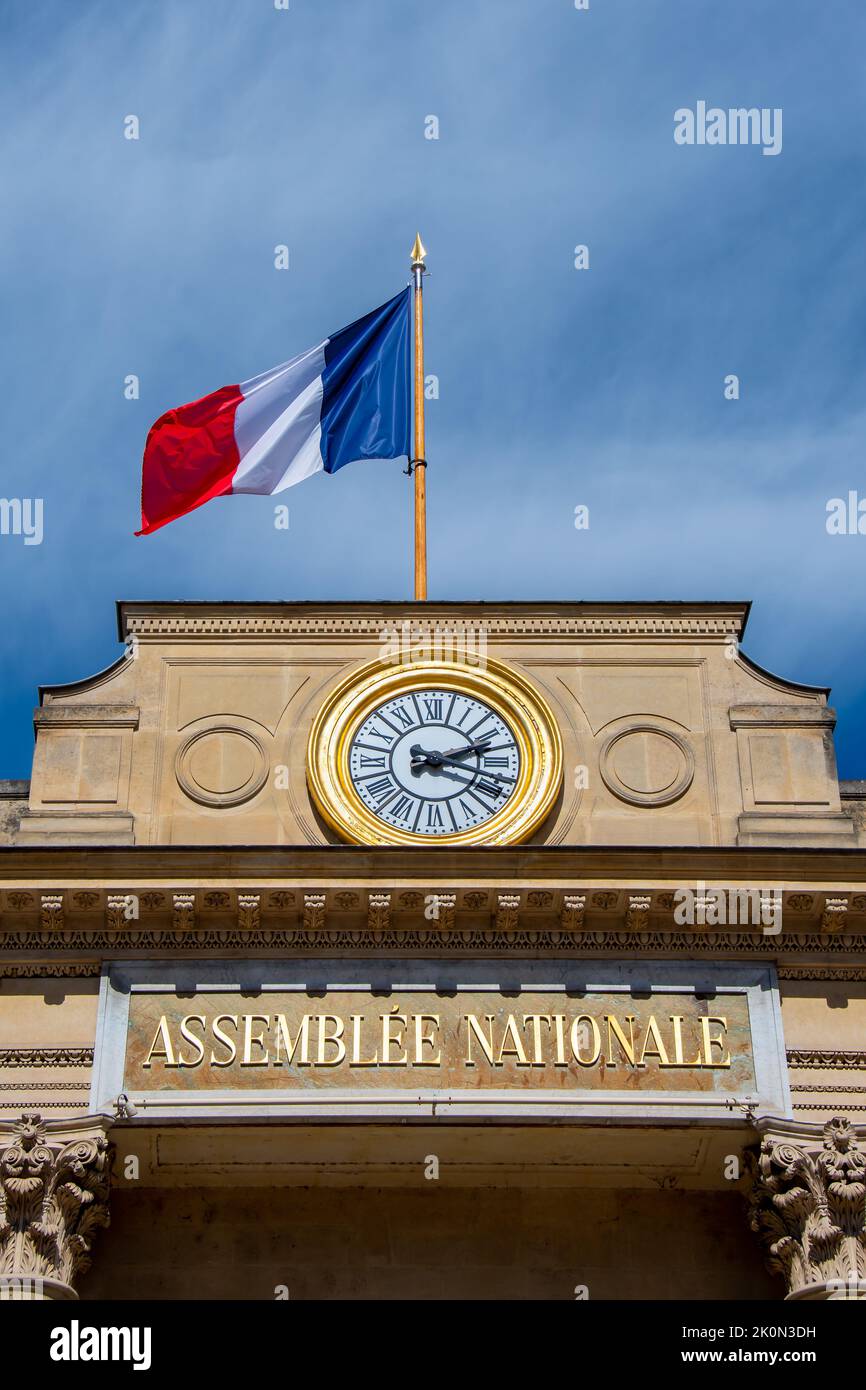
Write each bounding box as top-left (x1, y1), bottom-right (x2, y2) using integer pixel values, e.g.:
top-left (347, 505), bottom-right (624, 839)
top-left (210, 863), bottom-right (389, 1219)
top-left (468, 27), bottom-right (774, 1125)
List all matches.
top-left (638, 1015), bottom-right (671, 1067)
top-left (552, 1014), bottom-right (567, 1065)
top-left (178, 1014), bottom-right (206, 1067)
top-left (570, 1014), bottom-right (601, 1066)
top-left (605, 1014), bottom-right (637, 1067)
top-left (497, 1015), bottom-right (529, 1066)
top-left (317, 1014), bottom-right (346, 1065)
top-left (349, 1014), bottom-right (378, 1066)
top-left (143, 1016), bottom-right (177, 1068)
top-left (273, 1014), bottom-right (310, 1066)
top-left (413, 1013), bottom-right (441, 1066)
top-left (523, 1014), bottom-right (553, 1066)
top-left (242, 1014), bottom-right (270, 1066)
top-left (380, 1008), bottom-right (408, 1066)
top-left (210, 1014), bottom-right (238, 1067)
top-left (670, 1015), bottom-right (702, 1067)
top-left (464, 1014), bottom-right (497, 1066)
top-left (700, 1016), bottom-right (731, 1068)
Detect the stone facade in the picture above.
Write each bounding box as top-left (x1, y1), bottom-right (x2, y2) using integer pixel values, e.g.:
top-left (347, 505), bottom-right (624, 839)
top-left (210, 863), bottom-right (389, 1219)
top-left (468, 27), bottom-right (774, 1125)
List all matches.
top-left (1, 600), bottom-right (864, 1300)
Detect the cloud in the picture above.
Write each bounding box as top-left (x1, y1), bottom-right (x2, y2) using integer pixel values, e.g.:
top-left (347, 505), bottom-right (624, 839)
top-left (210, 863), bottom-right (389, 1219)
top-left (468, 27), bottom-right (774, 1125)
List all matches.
top-left (1, 0), bottom-right (865, 776)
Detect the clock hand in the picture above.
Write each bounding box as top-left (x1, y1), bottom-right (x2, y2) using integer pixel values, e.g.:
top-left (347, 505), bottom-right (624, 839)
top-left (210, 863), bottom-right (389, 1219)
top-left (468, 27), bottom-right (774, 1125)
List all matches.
top-left (409, 743), bottom-right (437, 765)
top-left (440, 737), bottom-right (495, 758)
top-left (409, 752), bottom-right (517, 783)
top-left (411, 739), bottom-right (509, 765)
top-left (438, 757), bottom-right (516, 782)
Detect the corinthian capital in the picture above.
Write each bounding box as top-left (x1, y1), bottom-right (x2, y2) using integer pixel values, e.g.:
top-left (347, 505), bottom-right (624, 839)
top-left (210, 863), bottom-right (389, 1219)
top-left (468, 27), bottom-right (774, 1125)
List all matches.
top-left (748, 1115), bottom-right (866, 1300)
top-left (0, 1111), bottom-right (113, 1299)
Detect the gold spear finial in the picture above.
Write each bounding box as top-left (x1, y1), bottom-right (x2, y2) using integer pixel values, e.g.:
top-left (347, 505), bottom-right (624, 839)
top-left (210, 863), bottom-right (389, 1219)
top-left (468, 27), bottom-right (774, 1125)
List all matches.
top-left (410, 232), bottom-right (427, 268)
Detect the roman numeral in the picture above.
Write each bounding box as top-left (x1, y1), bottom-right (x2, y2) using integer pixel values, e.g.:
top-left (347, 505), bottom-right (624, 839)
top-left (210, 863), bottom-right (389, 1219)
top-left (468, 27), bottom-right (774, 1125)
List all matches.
top-left (390, 704), bottom-right (414, 730)
top-left (458, 798), bottom-right (476, 820)
top-left (367, 726), bottom-right (396, 746)
top-left (422, 696), bottom-right (443, 721)
top-left (390, 794), bottom-right (415, 821)
top-left (425, 803), bottom-right (445, 828)
top-left (467, 714), bottom-right (496, 737)
top-left (366, 775), bottom-right (397, 802)
top-left (359, 753), bottom-right (387, 768)
top-left (483, 755), bottom-right (509, 768)
top-left (475, 778), bottom-right (505, 801)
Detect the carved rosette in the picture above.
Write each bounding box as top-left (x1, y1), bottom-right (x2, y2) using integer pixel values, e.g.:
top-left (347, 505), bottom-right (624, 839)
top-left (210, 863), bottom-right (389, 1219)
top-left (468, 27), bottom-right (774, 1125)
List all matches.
top-left (0, 1112), bottom-right (112, 1298)
top-left (748, 1116), bottom-right (866, 1300)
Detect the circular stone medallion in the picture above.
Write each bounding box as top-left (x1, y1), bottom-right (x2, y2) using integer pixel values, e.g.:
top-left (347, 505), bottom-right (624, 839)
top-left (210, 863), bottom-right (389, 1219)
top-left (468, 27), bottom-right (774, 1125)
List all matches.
top-left (599, 725), bottom-right (694, 807)
top-left (176, 727), bottom-right (268, 808)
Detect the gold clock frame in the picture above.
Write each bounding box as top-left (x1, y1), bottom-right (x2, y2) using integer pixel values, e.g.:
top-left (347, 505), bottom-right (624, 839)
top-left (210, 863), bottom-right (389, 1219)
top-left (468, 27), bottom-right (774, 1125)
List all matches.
top-left (306, 656), bottom-right (563, 847)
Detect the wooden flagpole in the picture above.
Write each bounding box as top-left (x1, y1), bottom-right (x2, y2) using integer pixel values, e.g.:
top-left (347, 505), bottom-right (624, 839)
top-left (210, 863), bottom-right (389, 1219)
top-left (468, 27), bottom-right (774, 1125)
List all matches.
top-left (410, 233), bottom-right (427, 600)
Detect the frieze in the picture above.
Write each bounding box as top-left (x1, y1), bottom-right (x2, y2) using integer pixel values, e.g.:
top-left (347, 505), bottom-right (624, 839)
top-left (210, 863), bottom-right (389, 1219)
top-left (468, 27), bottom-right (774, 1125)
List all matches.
top-left (791, 1085), bottom-right (866, 1093)
top-left (0, 1100), bottom-right (89, 1109)
top-left (0, 1082), bottom-right (89, 1091)
top-left (792, 1102), bottom-right (866, 1111)
top-left (0, 963), bottom-right (101, 978)
top-left (2, 887), bottom-right (865, 936)
top-left (787, 1049), bottom-right (866, 1069)
top-left (3, 927), bottom-right (866, 963)
top-left (0, 1047), bottom-right (94, 1068)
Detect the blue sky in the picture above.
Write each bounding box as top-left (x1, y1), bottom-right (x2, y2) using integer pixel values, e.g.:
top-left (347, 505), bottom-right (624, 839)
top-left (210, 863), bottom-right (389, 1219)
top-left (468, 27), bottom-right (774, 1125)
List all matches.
top-left (1, 0), bottom-right (865, 777)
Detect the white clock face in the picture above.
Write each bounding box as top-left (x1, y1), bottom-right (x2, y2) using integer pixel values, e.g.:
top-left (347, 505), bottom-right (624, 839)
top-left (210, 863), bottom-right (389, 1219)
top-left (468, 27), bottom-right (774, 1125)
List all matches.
top-left (348, 688), bottom-right (521, 837)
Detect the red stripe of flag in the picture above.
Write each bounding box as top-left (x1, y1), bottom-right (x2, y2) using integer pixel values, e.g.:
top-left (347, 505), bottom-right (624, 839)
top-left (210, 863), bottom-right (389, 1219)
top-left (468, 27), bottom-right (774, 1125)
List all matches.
top-left (136, 383), bottom-right (243, 535)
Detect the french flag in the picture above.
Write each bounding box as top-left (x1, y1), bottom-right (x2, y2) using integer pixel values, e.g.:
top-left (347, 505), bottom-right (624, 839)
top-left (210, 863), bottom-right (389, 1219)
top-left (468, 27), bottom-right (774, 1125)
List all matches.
top-left (136, 288), bottom-right (410, 535)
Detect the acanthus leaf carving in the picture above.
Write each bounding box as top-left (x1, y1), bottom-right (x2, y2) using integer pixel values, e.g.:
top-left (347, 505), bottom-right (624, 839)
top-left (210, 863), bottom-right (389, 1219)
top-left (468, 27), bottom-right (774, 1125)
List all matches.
top-left (172, 894), bottom-right (195, 932)
top-left (367, 893), bottom-right (391, 932)
top-left (303, 894), bottom-right (326, 931)
top-left (237, 895), bottom-right (261, 931)
top-left (748, 1116), bottom-right (866, 1298)
top-left (0, 1112), bottom-right (112, 1292)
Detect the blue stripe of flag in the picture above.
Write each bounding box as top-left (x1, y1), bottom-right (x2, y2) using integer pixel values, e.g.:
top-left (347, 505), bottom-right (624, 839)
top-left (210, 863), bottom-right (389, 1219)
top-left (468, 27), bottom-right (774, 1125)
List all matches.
top-left (320, 287), bottom-right (411, 475)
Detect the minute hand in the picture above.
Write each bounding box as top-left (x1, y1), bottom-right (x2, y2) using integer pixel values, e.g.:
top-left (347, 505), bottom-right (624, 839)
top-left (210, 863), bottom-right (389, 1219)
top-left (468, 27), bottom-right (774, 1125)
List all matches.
top-left (441, 738), bottom-right (497, 758)
top-left (414, 755), bottom-right (517, 783)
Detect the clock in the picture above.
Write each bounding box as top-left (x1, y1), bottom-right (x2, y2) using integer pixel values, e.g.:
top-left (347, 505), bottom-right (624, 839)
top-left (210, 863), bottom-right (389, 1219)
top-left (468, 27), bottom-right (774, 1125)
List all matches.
top-left (307, 657), bottom-right (562, 846)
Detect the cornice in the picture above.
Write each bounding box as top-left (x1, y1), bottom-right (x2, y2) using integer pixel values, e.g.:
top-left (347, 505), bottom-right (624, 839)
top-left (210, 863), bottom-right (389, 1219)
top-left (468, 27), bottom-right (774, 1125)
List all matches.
top-left (116, 599), bottom-right (751, 642)
top-left (1, 843), bottom-right (865, 882)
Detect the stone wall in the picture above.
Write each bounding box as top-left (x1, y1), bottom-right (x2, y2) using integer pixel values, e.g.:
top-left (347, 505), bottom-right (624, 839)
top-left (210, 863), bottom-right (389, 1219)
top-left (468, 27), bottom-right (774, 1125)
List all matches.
top-left (79, 1185), bottom-right (779, 1301)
